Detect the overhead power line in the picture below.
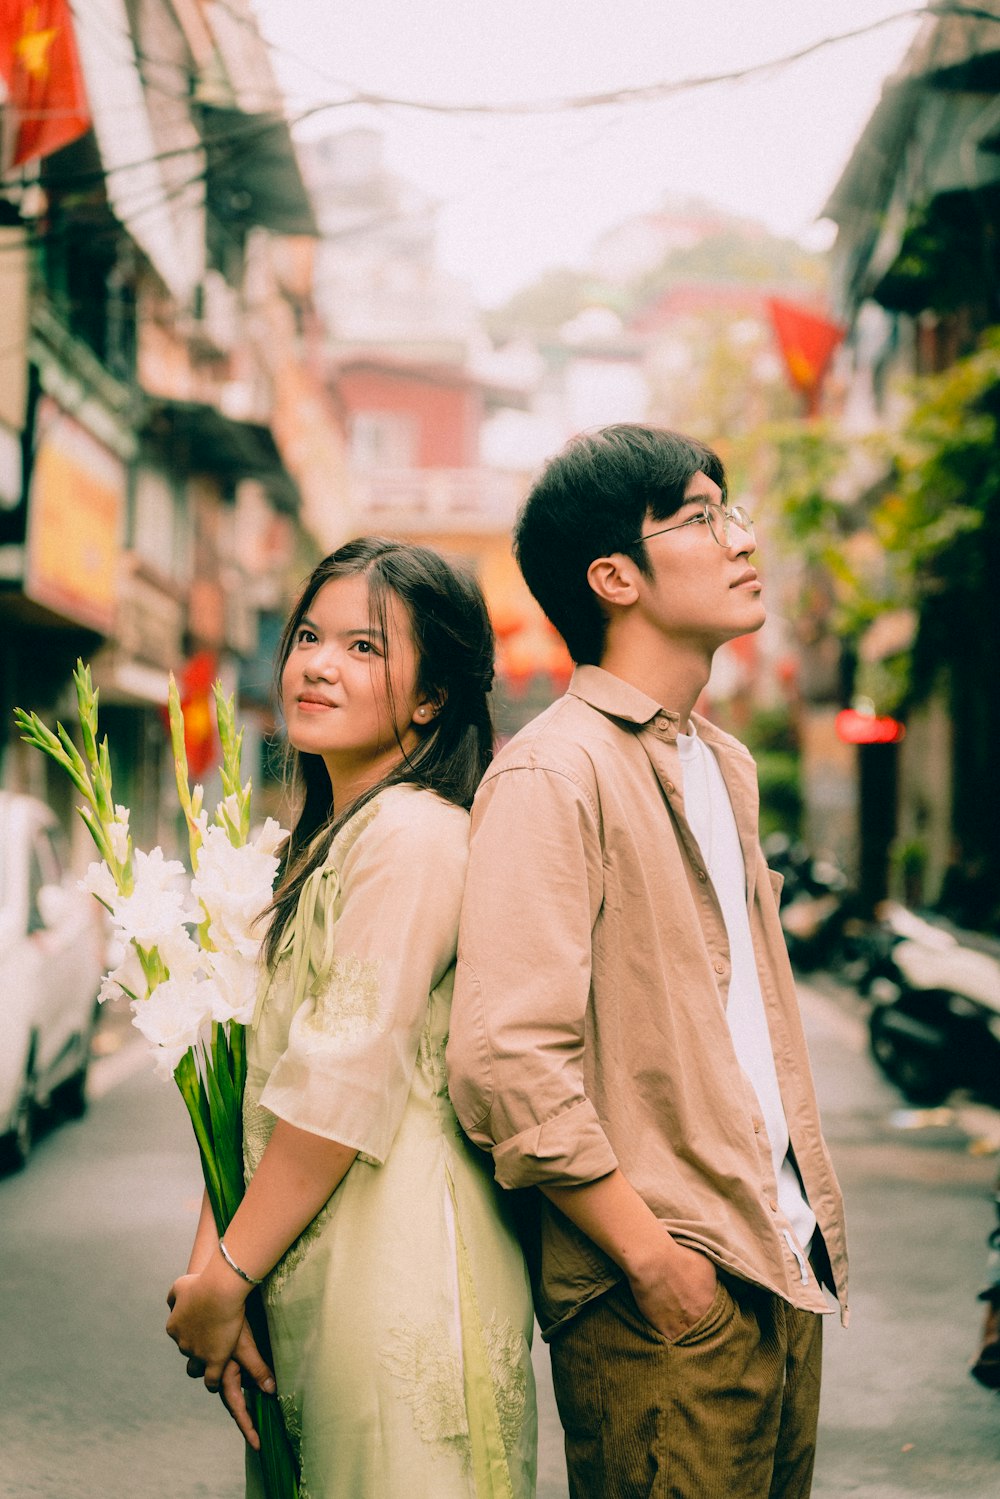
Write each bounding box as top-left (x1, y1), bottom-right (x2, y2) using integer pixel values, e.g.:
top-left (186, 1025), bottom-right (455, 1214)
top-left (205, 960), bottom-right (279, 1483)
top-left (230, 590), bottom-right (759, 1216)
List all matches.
top-left (10, 4), bottom-right (992, 205)
top-left (216, 4), bottom-right (1000, 119)
top-left (3, 2), bottom-right (997, 268)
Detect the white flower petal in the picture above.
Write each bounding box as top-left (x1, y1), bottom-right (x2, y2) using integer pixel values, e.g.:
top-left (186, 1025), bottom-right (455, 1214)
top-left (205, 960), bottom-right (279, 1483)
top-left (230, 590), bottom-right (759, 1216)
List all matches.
top-left (108, 808), bottom-right (131, 866)
top-left (113, 847), bottom-right (197, 947)
top-left (190, 825), bottom-right (282, 964)
top-left (131, 977), bottom-right (213, 1080)
top-left (79, 860), bottom-right (119, 907)
top-left (205, 949), bottom-right (260, 1025)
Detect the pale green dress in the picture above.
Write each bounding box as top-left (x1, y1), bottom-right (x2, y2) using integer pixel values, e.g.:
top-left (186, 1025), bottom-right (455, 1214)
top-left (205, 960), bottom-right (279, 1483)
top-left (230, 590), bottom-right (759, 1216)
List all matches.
top-left (243, 785), bottom-right (536, 1499)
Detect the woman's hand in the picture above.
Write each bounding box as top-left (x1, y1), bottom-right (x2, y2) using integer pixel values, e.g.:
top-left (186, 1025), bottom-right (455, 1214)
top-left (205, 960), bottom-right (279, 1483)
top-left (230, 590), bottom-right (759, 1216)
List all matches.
top-left (166, 1271), bottom-right (247, 1392)
top-left (218, 1324), bottom-right (277, 1451)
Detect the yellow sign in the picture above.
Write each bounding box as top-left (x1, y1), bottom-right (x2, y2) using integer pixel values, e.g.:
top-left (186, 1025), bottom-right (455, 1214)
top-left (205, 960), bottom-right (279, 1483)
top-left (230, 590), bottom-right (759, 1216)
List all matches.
top-left (25, 401), bottom-right (124, 632)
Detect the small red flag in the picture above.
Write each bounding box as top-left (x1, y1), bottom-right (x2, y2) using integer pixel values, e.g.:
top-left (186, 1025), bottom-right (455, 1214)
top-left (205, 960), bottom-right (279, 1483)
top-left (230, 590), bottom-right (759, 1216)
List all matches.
top-left (0, 0), bottom-right (91, 167)
top-left (767, 298), bottom-right (844, 417)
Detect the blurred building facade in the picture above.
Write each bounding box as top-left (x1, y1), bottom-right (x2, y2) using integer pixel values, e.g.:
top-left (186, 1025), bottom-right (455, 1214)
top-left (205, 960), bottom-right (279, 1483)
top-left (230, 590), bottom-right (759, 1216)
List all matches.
top-left (300, 126), bottom-right (569, 735)
top-left (823, 0), bottom-right (1000, 926)
top-left (0, 0), bottom-right (348, 850)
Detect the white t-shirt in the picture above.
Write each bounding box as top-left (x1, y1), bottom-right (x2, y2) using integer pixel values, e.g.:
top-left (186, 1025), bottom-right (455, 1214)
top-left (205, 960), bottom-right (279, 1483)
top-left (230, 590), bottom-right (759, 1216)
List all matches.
top-left (676, 725), bottom-right (816, 1274)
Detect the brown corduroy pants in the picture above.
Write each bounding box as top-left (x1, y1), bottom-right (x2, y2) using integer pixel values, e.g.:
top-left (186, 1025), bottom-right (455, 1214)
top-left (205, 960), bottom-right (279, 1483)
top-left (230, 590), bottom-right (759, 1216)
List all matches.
top-left (548, 1274), bottom-right (823, 1499)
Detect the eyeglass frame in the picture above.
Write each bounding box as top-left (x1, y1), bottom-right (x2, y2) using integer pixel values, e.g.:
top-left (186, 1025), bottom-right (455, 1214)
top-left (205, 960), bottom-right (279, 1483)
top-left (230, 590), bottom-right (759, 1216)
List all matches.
top-left (639, 501), bottom-right (755, 549)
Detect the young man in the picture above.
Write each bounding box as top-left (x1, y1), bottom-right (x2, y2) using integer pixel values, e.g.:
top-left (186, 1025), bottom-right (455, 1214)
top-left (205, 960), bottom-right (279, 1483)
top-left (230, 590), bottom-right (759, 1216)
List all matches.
top-left (448, 424), bottom-right (848, 1499)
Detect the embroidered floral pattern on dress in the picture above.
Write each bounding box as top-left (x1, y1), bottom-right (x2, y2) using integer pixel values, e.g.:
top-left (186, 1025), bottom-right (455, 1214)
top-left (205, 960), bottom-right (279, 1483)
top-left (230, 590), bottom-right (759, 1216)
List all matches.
top-left (417, 1023), bottom-right (449, 1093)
top-left (277, 1393), bottom-right (313, 1499)
top-left (277, 1392), bottom-right (302, 1458)
top-left (379, 1319), bottom-right (471, 1466)
top-left (242, 1094), bottom-right (275, 1180)
top-left (330, 797), bottom-right (381, 865)
top-left (265, 1201), bottom-right (333, 1305)
top-left (242, 1089), bottom-right (332, 1303)
top-left (303, 952), bottom-right (383, 1040)
top-left (379, 1311), bottom-right (528, 1467)
top-left (484, 1313), bottom-right (529, 1458)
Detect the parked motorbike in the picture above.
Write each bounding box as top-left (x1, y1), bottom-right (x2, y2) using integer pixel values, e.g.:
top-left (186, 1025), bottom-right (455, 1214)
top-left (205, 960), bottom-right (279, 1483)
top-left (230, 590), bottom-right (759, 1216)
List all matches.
top-left (862, 901), bottom-right (1000, 1107)
top-left (763, 833), bottom-right (854, 972)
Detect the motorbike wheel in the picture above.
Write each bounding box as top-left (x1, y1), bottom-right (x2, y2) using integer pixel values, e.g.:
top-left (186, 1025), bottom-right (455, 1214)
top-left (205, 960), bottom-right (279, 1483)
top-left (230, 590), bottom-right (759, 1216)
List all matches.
top-left (868, 1000), bottom-right (954, 1107)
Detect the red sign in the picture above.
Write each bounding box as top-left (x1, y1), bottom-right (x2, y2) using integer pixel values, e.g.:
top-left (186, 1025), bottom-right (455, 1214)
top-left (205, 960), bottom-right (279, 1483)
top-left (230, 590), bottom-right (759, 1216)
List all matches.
top-left (835, 708), bottom-right (905, 745)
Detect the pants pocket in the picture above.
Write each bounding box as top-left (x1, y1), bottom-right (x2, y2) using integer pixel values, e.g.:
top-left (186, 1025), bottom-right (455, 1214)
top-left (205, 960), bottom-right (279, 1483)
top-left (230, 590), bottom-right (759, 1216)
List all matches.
top-left (668, 1278), bottom-right (736, 1347)
top-left (610, 1276), bottom-right (736, 1349)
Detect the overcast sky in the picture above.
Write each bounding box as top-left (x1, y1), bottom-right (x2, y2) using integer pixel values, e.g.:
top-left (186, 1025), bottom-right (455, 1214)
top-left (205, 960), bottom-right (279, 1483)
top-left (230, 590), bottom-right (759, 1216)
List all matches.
top-left (252, 0), bottom-right (924, 305)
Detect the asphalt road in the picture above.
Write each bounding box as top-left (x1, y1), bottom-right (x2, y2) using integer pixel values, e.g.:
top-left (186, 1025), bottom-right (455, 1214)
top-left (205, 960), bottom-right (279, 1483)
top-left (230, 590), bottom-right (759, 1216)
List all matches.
top-left (1, 980), bottom-right (998, 1499)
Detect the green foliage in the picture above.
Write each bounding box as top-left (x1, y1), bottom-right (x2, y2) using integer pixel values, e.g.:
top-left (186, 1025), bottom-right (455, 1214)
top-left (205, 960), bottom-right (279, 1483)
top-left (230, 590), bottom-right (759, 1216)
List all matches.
top-left (723, 705), bottom-right (802, 839)
top-left (877, 332), bottom-right (1000, 700)
top-left (765, 331), bottom-right (1000, 711)
top-left (756, 750), bottom-right (803, 840)
top-left (875, 196), bottom-right (997, 317)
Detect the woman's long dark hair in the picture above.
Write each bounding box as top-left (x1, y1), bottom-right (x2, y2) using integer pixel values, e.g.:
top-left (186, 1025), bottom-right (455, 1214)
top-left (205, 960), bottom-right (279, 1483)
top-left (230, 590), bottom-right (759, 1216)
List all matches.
top-left (262, 537), bottom-right (495, 968)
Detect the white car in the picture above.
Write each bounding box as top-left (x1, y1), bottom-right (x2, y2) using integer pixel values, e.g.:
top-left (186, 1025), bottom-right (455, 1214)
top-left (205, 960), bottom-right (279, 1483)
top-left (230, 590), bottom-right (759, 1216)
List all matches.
top-left (0, 792), bottom-right (104, 1170)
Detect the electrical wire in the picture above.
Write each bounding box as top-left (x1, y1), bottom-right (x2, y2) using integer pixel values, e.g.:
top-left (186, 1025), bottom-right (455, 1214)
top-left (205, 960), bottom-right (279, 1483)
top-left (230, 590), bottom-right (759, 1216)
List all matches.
top-left (0, 2), bottom-right (993, 284)
top-left (8, 1), bottom-right (991, 200)
top-left (198, 3), bottom-right (1000, 118)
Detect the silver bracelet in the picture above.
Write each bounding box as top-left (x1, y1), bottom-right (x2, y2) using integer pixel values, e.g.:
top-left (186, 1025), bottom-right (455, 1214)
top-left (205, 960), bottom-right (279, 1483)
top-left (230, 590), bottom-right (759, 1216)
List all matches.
top-left (219, 1238), bottom-right (264, 1286)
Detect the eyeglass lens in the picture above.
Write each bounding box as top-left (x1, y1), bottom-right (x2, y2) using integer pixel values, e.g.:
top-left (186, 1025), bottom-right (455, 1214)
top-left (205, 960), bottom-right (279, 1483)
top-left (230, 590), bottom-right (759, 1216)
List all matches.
top-left (707, 504), bottom-right (754, 546)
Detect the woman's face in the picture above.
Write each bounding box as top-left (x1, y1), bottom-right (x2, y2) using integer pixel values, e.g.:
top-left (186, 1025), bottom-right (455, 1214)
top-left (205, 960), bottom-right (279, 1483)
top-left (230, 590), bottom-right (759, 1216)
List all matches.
top-left (281, 573), bottom-right (427, 790)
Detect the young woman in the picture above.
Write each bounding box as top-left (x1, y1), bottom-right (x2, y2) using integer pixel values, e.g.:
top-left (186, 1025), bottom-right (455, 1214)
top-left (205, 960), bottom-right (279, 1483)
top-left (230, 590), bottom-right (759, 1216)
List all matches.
top-left (166, 538), bottom-right (537, 1498)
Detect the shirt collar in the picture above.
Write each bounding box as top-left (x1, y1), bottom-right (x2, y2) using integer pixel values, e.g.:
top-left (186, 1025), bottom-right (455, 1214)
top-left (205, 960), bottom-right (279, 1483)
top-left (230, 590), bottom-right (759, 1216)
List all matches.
top-left (566, 665), bottom-right (741, 757)
top-left (567, 664), bottom-right (678, 730)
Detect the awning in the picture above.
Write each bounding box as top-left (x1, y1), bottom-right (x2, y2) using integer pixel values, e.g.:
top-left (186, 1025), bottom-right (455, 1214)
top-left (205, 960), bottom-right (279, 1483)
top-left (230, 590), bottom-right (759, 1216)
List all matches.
top-left (198, 105), bottom-right (317, 238)
top-left (825, 0), bottom-right (1000, 314)
top-left (69, 0), bottom-right (199, 302)
top-left (144, 400), bottom-right (300, 512)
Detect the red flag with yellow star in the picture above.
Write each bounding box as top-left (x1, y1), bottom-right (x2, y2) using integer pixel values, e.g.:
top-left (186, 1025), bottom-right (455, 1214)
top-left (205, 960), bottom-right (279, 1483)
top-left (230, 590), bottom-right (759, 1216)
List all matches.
top-left (0, 0), bottom-right (90, 167)
top-left (766, 298), bottom-right (844, 418)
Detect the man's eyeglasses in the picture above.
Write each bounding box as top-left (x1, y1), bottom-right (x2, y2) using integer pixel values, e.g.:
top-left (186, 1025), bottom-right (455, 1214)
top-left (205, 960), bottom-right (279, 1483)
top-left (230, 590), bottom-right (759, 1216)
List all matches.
top-left (640, 502), bottom-right (755, 549)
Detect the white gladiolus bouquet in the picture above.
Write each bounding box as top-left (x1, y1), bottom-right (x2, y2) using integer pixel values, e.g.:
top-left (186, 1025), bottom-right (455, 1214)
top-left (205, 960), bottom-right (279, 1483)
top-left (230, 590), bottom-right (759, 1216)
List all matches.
top-left (15, 661), bottom-right (299, 1499)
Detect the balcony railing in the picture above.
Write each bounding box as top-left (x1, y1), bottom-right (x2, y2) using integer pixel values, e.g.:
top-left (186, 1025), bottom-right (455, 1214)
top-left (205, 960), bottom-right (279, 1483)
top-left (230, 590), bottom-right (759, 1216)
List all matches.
top-left (348, 466), bottom-right (524, 533)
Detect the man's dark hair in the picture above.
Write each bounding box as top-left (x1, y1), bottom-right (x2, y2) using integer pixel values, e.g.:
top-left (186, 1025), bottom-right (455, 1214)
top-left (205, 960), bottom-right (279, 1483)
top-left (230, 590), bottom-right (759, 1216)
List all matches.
top-left (513, 423), bottom-right (727, 665)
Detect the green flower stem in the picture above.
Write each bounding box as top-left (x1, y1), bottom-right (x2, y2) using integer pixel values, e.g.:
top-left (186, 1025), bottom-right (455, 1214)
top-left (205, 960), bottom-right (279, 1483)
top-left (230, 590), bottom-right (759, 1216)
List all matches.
top-left (13, 709), bottom-right (96, 805)
top-left (214, 684), bottom-right (252, 843)
top-left (74, 661), bottom-right (100, 771)
top-left (167, 675), bottom-right (203, 872)
top-left (17, 663), bottom-right (299, 1497)
top-left (175, 1034), bottom-right (300, 1498)
top-left (174, 1049), bottom-right (226, 1223)
top-left (135, 944), bottom-right (169, 990)
top-left (15, 663), bottom-right (134, 894)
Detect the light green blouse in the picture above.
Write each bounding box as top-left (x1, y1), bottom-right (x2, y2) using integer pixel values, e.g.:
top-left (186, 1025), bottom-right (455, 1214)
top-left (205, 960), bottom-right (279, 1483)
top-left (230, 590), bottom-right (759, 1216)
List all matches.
top-left (243, 785), bottom-right (537, 1499)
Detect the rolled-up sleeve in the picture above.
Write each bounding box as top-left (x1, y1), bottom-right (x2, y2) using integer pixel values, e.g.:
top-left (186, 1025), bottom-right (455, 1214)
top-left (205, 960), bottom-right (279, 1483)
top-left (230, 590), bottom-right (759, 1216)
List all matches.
top-left (447, 763), bottom-right (618, 1189)
top-left (262, 792), bottom-right (469, 1164)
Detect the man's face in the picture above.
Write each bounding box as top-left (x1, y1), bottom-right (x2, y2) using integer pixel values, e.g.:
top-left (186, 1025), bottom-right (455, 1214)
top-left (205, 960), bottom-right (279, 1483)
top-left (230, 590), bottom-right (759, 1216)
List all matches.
top-left (632, 471), bottom-right (765, 650)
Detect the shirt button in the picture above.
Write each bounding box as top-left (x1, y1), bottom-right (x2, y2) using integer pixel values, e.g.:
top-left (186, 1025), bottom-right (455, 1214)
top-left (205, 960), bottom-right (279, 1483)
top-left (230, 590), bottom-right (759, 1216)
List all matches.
top-left (753, 1118), bottom-right (763, 1134)
top-left (713, 960), bottom-right (725, 975)
top-left (768, 1197), bottom-right (778, 1213)
top-left (696, 869), bottom-right (708, 883)
top-left (664, 781), bottom-right (675, 794)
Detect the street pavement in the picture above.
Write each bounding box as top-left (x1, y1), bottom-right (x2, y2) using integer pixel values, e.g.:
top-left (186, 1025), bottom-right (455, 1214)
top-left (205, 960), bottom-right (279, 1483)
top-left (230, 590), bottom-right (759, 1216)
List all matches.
top-left (1, 979), bottom-right (998, 1499)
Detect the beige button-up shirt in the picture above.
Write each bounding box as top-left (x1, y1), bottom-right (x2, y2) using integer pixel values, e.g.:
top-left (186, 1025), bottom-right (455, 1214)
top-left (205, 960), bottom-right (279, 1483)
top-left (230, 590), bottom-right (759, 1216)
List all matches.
top-left (448, 666), bottom-right (848, 1337)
